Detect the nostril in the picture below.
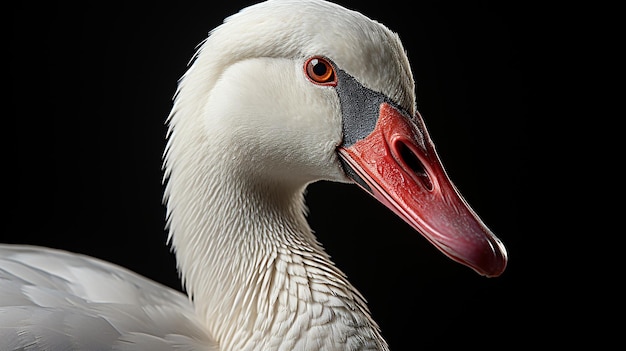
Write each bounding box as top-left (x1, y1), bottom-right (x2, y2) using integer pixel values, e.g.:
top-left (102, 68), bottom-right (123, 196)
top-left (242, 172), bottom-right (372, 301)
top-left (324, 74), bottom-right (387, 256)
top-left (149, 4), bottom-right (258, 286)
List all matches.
top-left (397, 141), bottom-right (433, 191)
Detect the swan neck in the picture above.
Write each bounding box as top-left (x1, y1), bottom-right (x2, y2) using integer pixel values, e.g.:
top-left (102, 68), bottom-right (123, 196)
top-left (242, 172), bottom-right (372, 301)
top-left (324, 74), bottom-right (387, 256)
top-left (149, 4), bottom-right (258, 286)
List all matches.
top-left (166, 163), bottom-right (388, 350)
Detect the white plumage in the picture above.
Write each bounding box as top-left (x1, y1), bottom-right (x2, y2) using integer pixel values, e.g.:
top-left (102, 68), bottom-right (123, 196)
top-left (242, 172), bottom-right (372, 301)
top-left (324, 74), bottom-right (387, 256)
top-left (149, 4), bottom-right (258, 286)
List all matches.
top-left (2, 1), bottom-right (506, 350)
top-left (0, 245), bottom-right (214, 350)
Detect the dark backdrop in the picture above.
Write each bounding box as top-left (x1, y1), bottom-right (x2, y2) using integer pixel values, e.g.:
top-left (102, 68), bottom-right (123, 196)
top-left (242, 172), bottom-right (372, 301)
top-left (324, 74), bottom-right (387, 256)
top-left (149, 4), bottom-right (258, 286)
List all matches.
top-left (10, 1), bottom-right (588, 349)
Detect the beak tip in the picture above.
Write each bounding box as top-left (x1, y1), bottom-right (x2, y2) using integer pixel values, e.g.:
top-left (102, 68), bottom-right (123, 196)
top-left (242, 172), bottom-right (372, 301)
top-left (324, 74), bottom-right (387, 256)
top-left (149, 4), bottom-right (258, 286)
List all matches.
top-left (478, 238), bottom-right (508, 277)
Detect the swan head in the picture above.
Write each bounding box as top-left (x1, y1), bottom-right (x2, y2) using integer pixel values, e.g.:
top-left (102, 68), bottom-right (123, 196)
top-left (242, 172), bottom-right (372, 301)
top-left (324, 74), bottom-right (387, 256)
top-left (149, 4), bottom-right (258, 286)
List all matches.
top-left (165, 0), bottom-right (507, 277)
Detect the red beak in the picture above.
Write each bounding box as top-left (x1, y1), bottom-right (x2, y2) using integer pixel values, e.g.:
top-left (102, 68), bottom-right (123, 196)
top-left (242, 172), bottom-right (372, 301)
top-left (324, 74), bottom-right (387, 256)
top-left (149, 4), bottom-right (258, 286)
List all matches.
top-left (338, 102), bottom-right (507, 277)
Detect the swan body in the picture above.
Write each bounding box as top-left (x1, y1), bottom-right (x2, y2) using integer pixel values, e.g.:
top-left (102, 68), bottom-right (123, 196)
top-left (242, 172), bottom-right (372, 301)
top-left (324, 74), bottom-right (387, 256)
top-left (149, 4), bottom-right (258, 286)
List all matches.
top-left (2, 0), bottom-right (507, 350)
top-left (0, 245), bottom-right (214, 350)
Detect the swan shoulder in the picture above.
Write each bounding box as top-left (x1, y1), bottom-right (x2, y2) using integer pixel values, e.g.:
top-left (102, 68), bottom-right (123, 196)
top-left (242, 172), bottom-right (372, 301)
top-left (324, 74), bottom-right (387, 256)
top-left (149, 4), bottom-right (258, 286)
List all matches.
top-left (0, 244), bottom-right (218, 351)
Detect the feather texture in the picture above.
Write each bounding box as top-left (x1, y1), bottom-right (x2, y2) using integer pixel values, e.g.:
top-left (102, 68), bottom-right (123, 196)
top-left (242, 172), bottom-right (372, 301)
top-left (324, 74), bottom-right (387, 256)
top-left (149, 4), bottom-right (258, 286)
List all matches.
top-left (0, 245), bottom-right (218, 350)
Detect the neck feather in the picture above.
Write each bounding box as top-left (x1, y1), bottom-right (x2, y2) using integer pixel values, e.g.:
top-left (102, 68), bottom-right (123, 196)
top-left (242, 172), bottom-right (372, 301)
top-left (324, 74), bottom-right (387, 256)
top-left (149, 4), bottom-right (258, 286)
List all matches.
top-left (163, 135), bottom-right (388, 351)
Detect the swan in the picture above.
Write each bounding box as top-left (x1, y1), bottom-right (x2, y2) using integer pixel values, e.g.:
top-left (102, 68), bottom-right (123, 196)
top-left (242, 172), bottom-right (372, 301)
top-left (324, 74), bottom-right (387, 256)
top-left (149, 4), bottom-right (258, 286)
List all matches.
top-left (1, 0), bottom-right (507, 350)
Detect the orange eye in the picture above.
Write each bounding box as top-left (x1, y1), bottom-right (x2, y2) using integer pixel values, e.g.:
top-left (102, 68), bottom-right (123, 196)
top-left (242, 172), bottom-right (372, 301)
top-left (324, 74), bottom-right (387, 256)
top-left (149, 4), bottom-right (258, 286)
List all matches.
top-left (304, 56), bottom-right (336, 86)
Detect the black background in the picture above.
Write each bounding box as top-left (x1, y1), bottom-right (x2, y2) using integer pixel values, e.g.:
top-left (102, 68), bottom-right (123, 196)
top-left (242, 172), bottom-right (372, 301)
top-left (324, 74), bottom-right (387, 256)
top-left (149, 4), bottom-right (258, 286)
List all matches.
top-left (10, 1), bottom-right (607, 349)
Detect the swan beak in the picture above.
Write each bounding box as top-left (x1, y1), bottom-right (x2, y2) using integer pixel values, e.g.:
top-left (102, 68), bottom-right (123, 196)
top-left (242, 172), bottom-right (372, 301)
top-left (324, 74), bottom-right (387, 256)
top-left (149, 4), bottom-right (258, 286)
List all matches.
top-left (338, 102), bottom-right (507, 277)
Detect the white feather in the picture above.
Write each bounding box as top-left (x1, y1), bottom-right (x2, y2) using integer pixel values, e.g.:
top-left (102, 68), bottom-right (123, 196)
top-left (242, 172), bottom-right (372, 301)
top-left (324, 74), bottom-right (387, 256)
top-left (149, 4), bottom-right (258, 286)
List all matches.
top-left (0, 245), bottom-right (217, 350)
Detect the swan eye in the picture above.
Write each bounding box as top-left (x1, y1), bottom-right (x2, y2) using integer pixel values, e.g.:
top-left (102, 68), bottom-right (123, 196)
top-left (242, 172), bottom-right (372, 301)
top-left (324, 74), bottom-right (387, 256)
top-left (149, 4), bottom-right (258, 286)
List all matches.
top-left (305, 56), bottom-right (337, 86)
